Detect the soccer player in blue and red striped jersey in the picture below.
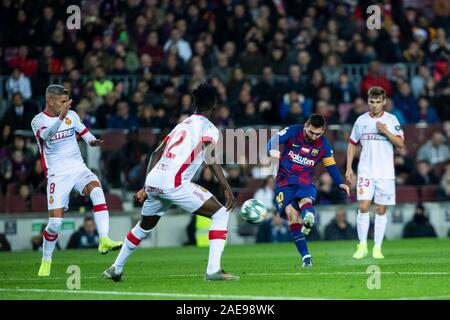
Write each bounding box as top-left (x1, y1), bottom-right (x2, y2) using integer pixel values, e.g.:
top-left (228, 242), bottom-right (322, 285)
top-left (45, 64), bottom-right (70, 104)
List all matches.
top-left (267, 114), bottom-right (350, 267)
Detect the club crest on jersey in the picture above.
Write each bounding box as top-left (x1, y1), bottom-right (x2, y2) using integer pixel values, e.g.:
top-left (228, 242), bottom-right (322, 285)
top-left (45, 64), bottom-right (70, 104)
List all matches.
top-left (311, 149), bottom-right (319, 156)
top-left (288, 150), bottom-right (315, 166)
top-left (65, 118), bottom-right (71, 125)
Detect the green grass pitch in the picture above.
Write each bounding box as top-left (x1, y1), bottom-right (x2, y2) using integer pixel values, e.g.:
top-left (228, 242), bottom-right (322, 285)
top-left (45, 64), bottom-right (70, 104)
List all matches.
top-left (0, 238), bottom-right (449, 300)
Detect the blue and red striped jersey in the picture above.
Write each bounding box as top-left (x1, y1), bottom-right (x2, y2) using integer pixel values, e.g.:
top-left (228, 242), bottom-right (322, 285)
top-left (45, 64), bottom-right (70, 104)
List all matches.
top-left (267, 125), bottom-right (343, 188)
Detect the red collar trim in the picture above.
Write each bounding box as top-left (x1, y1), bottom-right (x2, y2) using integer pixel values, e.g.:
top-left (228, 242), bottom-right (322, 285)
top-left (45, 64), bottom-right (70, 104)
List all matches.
top-left (43, 110), bottom-right (57, 117)
top-left (369, 111), bottom-right (384, 118)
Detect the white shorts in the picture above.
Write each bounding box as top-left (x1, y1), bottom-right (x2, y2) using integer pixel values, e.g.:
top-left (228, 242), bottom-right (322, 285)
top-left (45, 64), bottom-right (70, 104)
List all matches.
top-left (356, 176), bottom-right (396, 205)
top-left (47, 168), bottom-right (100, 211)
top-left (141, 182), bottom-right (213, 216)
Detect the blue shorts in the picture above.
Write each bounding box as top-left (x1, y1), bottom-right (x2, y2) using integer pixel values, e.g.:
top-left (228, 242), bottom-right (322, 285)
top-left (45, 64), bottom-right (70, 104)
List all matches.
top-left (274, 184), bottom-right (317, 219)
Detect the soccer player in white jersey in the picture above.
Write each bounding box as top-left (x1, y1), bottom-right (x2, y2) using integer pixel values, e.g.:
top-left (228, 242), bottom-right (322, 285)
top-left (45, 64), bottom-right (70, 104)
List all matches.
top-left (103, 83), bottom-right (239, 281)
top-left (31, 85), bottom-right (123, 277)
top-left (346, 86), bottom-right (405, 259)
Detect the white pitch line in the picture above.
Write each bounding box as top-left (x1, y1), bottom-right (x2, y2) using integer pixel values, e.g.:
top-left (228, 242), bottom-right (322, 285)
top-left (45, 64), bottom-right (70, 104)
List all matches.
top-left (0, 288), bottom-right (322, 300)
top-left (169, 271), bottom-right (450, 277)
top-left (0, 276), bottom-right (99, 281)
top-left (0, 288), bottom-right (449, 300)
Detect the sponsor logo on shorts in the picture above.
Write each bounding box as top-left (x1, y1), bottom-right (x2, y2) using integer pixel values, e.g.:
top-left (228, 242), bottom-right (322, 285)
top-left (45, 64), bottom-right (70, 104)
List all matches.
top-left (193, 191), bottom-right (205, 201)
top-left (359, 188), bottom-right (364, 195)
top-left (145, 186), bottom-right (164, 194)
top-left (49, 196), bottom-right (54, 204)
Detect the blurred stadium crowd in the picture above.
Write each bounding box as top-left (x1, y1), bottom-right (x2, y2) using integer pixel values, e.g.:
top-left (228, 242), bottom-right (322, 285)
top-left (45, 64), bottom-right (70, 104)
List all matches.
top-left (0, 0), bottom-right (449, 212)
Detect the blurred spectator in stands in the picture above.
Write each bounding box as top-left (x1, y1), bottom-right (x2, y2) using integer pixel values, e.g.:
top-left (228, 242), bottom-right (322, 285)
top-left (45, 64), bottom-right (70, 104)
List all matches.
top-left (18, 183), bottom-right (32, 210)
top-left (32, 224), bottom-right (60, 251)
top-left (164, 27), bottom-right (192, 63)
top-left (402, 203), bottom-right (437, 238)
top-left (333, 73), bottom-right (357, 105)
top-left (435, 67), bottom-right (450, 121)
top-left (0, 233), bottom-right (11, 252)
top-left (27, 159), bottom-right (46, 194)
top-left (443, 121), bottom-right (450, 142)
top-left (316, 172), bottom-right (344, 205)
top-left (12, 135), bottom-right (33, 162)
top-left (107, 100), bottom-right (139, 129)
top-left (429, 28), bottom-right (450, 63)
top-left (283, 98), bottom-right (305, 125)
top-left (8, 45), bottom-right (37, 77)
top-left (211, 52), bottom-right (232, 85)
top-left (256, 212), bottom-right (290, 243)
top-left (215, 106), bottom-right (234, 129)
top-left (304, 69), bottom-right (325, 102)
top-left (120, 126), bottom-right (151, 185)
top-left (75, 102), bottom-right (95, 130)
top-left (93, 66), bottom-right (114, 97)
top-left (438, 161), bottom-right (450, 200)
top-left (6, 67), bottom-right (32, 100)
top-left (393, 82), bottom-right (419, 123)
top-left (67, 217), bottom-right (99, 249)
top-left (226, 164), bottom-right (247, 191)
top-left (196, 166), bottom-right (224, 205)
top-left (253, 176), bottom-right (276, 213)
top-left (345, 97), bottom-right (368, 125)
top-left (321, 54), bottom-right (342, 85)
top-left (238, 41), bottom-right (265, 75)
top-left (140, 31), bottom-right (164, 67)
top-left (237, 101), bottom-right (264, 126)
top-left (417, 96), bottom-right (440, 124)
top-left (360, 60), bottom-right (393, 99)
top-left (324, 208), bottom-right (357, 241)
top-left (403, 41), bottom-right (425, 64)
top-left (384, 97), bottom-right (406, 125)
top-left (416, 132), bottom-right (450, 166)
top-left (394, 146), bottom-right (414, 185)
top-left (95, 92), bottom-right (118, 129)
top-left (411, 64), bottom-right (433, 98)
top-left (407, 160), bottom-right (440, 186)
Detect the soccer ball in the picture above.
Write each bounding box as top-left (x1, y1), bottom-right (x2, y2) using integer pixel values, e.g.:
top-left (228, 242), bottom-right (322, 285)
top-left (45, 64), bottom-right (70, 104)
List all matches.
top-left (240, 199), bottom-right (267, 224)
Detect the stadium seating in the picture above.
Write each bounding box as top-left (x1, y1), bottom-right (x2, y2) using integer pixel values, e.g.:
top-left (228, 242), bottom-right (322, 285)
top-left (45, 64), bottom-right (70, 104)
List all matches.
top-left (105, 193), bottom-right (124, 211)
top-left (418, 185), bottom-right (439, 202)
top-left (31, 194), bottom-right (47, 212)
top-left (396, 185), bottom-right (419, 203)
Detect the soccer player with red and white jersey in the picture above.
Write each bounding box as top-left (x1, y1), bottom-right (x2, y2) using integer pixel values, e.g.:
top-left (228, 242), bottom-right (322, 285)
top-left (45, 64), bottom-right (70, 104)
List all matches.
top-left (31, 85), bottom-right (122, 277)
top-left (103, 83), bottom-right (239, 281)
top-left (346, 86), bottom-right (405, 259)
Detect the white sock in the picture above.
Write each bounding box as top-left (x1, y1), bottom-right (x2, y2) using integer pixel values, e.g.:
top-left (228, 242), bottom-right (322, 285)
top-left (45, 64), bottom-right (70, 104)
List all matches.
top-left (42, 217), bottom-right (63, 261)
top-left (357, 210), bottom-right (370, 245)
top-left (206, 207), bottom-right (229, 275)
top-left (374, 214), bottom-right (387, 249)
top-left (90, 187), bottom-right (109, 238)
top-left (113, 222), bottom-right (152, 273)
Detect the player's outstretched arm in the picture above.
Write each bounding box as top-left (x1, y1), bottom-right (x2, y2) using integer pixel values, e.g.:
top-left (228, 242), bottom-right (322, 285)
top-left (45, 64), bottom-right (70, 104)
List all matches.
top-left (204, 142), bottom-right (235, 211)
top-left (135, 139), bottom-right (167, 204)
top-left (267, 126), bottom-right (300, 158)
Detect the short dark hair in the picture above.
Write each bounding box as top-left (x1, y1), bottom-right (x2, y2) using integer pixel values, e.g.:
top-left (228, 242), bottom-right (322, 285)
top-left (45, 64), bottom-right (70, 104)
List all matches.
top-left (45, 84), bottom-right (69, 101)
top-left (191, 82), bottom-right (217, 112)
top-left (368, 86), bottom-right (386, 99)
top-left (306, 113), bottom-right (326, 128)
